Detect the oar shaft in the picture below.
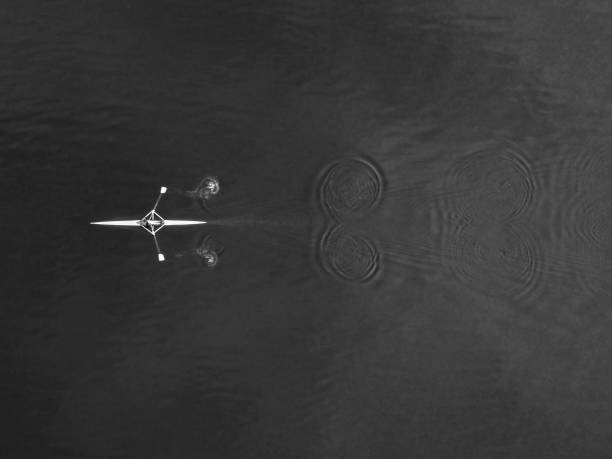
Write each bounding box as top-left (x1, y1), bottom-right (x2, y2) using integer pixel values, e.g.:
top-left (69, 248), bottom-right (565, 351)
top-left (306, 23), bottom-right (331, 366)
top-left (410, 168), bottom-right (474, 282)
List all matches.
top-left (152, 232), bottom-right (165, 262)
top-left (152, 186), bottom-right (167, 212)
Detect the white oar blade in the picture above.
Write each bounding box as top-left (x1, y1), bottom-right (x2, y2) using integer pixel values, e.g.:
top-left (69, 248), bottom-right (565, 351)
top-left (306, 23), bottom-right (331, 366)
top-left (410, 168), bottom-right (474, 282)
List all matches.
top-left (163, 220), bottom-right (207, 226)
top-left (90, 220), bottom-right (141, 227)
top-left (160, 186), bottom-right (167, 194)
top-left (158, 253), bottom-right (165, 262)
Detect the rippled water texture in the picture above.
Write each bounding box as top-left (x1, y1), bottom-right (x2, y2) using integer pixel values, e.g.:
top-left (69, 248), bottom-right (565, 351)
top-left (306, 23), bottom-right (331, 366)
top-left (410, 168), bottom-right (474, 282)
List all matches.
top-left (315, 224), bottom-right (380, 283)
top-left (314, 157), bottom-right (382, 284)
top-left (440, 220), bottom-right (543, 302)
top-left (5, 0), bottom-right (612, 457)
top-left (318, 157), bottom-right (383, 220)
top-left (555, 139), bottom-right (612, 298)
top-left (438, 141), bottom-right (536, 222)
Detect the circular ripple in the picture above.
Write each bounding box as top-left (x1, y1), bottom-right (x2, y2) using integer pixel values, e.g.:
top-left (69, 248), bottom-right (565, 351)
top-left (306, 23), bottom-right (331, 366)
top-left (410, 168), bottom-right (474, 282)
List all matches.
top-left (439, 142), bottom-right (536, 222)
top-left (319, 157), bottom-right (383, 220)
top-left (317, 224), bottom-right (380, 283)
top-left (441, 220), bottom-right (544, 302)
top-left (558, 139), bottom-right (612, 296)
top-left (572, 139), bottom-right (612, 192)
top-left (569, 195), bottom-right (612, 250)
top-left (563, 191), bottom-right (612, 297)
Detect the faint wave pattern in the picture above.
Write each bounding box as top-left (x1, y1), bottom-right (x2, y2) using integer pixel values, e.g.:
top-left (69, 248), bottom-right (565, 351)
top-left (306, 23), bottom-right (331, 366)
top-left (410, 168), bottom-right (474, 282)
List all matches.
top-left (441, 220), bottom-right (544, 302)
top-left (562, 190), bottom-right (612, 297)
top-left (570, 138), bottom-right (612, 192)
top-left (438, 141), bottom-right (536, 222)
top-left (551, 139), bottom-right (612, 297)
top-left (318, 157), bottom-right (383, 220)
top-left (567, 193), bottom-right (612, 251)
top-left (316, 225), bottom-right (380, 284)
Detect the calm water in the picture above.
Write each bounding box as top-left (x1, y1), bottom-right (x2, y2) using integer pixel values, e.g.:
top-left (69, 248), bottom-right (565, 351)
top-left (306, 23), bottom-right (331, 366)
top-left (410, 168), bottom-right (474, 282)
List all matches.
top-left (3, 1), bottom-right (612, 457)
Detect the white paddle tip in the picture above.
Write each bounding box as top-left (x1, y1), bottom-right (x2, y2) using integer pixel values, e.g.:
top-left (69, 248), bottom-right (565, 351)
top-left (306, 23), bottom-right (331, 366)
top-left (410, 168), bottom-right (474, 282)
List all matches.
top-left (158, 253), bottom-right (165, 262)
top-left (160, 186), bottom-right (167, 194)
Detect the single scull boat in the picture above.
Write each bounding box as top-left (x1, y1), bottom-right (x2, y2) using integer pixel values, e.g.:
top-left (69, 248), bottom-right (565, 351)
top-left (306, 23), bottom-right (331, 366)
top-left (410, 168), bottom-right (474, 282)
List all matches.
top-left (91, 186), bottom-right (206, 262)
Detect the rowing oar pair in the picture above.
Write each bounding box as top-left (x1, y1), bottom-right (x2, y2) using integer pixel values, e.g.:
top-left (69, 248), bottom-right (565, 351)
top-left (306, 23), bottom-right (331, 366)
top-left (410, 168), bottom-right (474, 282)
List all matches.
top-left (90, 186), bottom-right (207, 262)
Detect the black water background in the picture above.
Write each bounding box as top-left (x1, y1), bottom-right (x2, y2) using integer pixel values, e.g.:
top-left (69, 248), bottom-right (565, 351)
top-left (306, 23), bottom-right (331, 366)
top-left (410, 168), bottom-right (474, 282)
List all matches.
top-left (3, 1), bottom-right (612, 457)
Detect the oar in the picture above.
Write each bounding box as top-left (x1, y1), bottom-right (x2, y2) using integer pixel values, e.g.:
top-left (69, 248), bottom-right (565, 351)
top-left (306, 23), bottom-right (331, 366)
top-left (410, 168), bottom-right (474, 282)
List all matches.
top-left (152, 231), bottom-right (165, 262)
top-left (152, 186), bottom-right (167, 212)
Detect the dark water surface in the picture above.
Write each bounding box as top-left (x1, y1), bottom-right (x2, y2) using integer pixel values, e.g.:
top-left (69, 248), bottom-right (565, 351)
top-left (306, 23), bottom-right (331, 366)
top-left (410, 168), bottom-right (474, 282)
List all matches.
top-left (3, 1), bottom-right (612, 457)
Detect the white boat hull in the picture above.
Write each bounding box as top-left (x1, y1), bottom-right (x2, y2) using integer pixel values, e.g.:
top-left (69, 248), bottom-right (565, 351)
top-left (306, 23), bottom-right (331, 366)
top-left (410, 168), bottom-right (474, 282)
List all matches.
top-left (163, 220), bottom-right (207, 226)
top-left (90, 220), bottom-right (141, 227)
top-left (91, 220), bottom-right (206, 227)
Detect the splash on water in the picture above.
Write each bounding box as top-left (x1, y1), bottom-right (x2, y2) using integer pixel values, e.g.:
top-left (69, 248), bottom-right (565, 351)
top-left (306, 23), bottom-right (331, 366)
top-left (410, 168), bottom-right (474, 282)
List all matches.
top-left (195, 234), bottom-right (224, 268)
top-left (183, 176), bottom-right (221, 208)
top-left (175, 234), bottom-right (223, 268)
